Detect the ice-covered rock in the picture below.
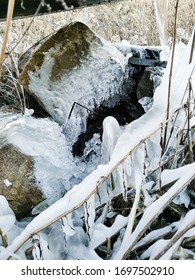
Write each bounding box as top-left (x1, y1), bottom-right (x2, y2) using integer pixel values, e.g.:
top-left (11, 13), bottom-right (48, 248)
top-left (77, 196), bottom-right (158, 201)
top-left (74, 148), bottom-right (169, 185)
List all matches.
top-left (136, 66), bottom-right (165, 100)
top-left (0, 144), bottom-right (45, 220)
top-left (0, 112), bottom-right (77, 218)
top-left (19, 22), bottom-right (130, 136)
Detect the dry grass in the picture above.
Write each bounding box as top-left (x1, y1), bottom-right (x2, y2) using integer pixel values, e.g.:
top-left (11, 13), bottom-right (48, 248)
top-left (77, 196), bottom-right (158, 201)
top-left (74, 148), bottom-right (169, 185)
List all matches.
top-left (0, 0), bottom-right (194, 54)
top-left (0, 0), bottom-right (194, 111)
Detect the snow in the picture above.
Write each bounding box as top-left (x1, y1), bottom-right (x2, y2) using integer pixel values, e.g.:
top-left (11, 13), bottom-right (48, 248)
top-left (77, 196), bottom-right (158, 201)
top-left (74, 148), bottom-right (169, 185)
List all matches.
top-left (133, 223), bottom-right (177, 251)
top-left (3, 179), bottom-right (12, 187)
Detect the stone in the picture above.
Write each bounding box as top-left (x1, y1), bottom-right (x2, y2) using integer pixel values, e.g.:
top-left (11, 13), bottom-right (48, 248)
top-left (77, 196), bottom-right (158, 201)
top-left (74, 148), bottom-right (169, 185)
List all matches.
top-left (19, 22), bottom-right (130, 129)
top-left (136, 66), bottom-right (164, 100)
top-left (0, 144), bottom-right (45, 220)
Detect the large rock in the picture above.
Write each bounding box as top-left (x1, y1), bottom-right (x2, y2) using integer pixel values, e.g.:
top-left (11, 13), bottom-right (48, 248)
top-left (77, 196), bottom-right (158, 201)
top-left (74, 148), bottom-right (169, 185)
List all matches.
top-left (0, 145), bottom-right (45, 220)
top-left (19, 22), bottom-right (130, 131)
top-left (0, 111), bottom-right (77, 219)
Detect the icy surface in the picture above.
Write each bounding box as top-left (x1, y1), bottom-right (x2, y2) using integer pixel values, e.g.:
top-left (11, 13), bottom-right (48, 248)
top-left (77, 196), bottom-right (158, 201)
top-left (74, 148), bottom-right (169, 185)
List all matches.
top-left (138, 96), bottom-right (153, 112)
top-left (28, 31), bottom-right (130, 142)
top-left (0, 112), bottom-right (75, 199)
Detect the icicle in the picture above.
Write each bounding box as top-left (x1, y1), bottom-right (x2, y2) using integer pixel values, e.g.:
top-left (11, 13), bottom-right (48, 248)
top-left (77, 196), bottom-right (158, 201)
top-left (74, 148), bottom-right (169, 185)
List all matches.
top-left (84, 194), bottom-right (95, 240)
top-left (153, 0), bottom-right (169, 60)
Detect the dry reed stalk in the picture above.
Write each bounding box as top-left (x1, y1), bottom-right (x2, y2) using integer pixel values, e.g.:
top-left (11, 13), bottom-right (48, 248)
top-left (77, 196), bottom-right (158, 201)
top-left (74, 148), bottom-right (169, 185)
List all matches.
top-left (163, 0), bottom-right (179, 152)
top-left (0, 0), bottom-right (15, 78)
top-left (153, 218), bottom-right (195, 260)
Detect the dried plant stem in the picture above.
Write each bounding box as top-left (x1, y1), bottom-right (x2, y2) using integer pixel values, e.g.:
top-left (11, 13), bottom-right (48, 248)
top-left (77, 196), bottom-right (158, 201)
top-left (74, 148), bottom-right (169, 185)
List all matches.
top-left (120, 171), bottom-right (195, 260)
top-left (0, 0), bottom-right (15, 78)
top-left (163, 0), bottom-right (179, 151)
top-left (153, 219), bottom-right (195, 260)
top-left (189, 29), bottom-right (195, 64)
top-left (187, 92), bottom-right (194, 163)
top-left (4, 63), bottom-right (25, 113)
top-left (0, 228), bottom-right (8, 248)
top-left (9, 2), bottom-right (43, 55)
top-left (187, 29), bottom-right (195, 162)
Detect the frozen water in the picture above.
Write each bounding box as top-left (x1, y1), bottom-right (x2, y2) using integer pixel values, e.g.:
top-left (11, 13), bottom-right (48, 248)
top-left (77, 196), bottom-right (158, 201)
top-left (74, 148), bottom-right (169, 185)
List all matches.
top-left (28, 33), bottom-right (130, 144)
top-left (139, 96), bottom-right (153, 112)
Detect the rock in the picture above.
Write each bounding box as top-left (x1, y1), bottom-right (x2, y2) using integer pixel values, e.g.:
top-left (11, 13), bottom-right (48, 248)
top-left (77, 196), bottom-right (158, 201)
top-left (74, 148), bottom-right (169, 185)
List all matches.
top-left (0, 145), bottom-right (45, 220)
top-left (19, 22), bottom-right (130, 131)
top-left (136, 66), bottom-right (164, 100)
top-left (128, 57), bottom-right (166, 67)
top-left (0, 111), bottom-right (77, 219)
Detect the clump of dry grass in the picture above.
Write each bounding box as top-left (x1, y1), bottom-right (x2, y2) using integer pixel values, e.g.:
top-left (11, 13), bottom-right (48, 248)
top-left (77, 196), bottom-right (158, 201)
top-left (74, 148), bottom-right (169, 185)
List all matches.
top-left (0, 0), bottom-right (194, 111)
top-left (1, 0), bottom-right (194, 52)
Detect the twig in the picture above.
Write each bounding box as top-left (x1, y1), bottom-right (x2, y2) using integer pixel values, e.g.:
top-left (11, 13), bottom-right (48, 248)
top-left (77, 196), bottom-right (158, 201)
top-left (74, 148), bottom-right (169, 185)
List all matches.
top-left (187, 29), bottom-right (195, 162)
top-left (9, 1), bottom-right (43, 56)
top-left (0, 0), bottom-right (15, 78)
top-left (153, 219), bottom-right (195, 260)
top-left (119, 170), bottom-right (195, 260)
top-left (67, 101), bottom-right (105, 120)
top-left (0, 228), bottom-right (8, 248)
top-left (163, 0), bottom-right (179, 151)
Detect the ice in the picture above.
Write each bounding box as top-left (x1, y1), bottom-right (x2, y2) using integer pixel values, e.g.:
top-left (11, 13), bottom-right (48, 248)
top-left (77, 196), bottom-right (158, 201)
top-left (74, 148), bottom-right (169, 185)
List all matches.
top-left (90, 215), bottom-right (129, 250)
top-left (0, 215), bottom-right (15, 235)
top-left (153, 0), bottom-right (169, 60)
top-left (28, 34), bottom-right (130, 145)
top-left (147, 210), bottom-right (195, 259)
top-left (0, 196), bottom-right (21, 247)
top-left (133, 224), bottom-right (176, 251)
top-left (141, 239), bottom-right (170, 259)
top-left (101, 116), bottom-right (122, 164)
top-left (0, 112), bottom-right (76, 199)
top-left (173, 190), bottom-right (190, 208)
top-left (112, 162), bottom-right (195, 259)
top-left (138, 96), bottom-right (153, 112)
top-left (0, 195), bottom-right (15, 216)
top-left (3, 179), bottom-right (12, 187)
top-left (142, 181), bottom-right (156, 206)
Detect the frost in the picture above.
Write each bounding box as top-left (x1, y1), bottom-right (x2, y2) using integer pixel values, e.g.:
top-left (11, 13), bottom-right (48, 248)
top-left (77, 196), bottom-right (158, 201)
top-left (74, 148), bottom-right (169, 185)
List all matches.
top-left (138, 96), bottom-right (153, 112)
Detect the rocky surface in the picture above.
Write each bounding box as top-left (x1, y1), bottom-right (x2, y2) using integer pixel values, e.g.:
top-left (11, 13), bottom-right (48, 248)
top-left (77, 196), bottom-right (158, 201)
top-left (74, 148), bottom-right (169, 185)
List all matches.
top-left (136, 66), bottom-right (164, 100)
top-left (0, 144), bottom-right (45, 220)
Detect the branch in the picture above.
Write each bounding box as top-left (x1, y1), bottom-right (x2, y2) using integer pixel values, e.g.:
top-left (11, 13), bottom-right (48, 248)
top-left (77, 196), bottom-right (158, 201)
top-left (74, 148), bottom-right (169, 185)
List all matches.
top-left (0, 0), bottom-right (15, 78)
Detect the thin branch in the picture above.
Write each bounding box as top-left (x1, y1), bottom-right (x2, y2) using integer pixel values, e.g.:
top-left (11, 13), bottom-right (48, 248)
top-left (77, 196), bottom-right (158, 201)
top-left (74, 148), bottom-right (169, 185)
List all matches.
top-left (153, 219), bottom-right (195, 260)
top-left (0, 0), bottom-right (15, 78)
top-left (9, 1), bottom-right (43, 56)
top-left (119, 170), bottom-right (195, 260)
top-left (163, 0), bottom-right (179, 151)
